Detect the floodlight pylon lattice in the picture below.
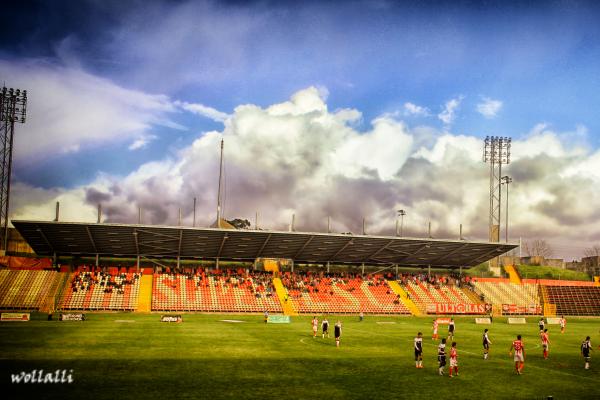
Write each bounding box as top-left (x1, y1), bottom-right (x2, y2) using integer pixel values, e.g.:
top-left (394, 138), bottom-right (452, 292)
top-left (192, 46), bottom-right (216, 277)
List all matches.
top-left (483, 136), bottom-right (511, 243)
top-left (0, 87), bottom-right (27, 250)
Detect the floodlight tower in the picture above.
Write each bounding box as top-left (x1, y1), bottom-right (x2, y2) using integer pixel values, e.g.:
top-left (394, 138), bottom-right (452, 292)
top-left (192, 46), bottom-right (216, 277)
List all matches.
top-left (0, 87), bottom-right (27, 251)
top-left (483, 136), bottom-right (511, 244)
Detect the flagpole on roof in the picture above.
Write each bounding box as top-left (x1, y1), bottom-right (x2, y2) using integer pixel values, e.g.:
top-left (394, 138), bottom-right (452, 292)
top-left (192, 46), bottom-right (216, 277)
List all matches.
top-left (216, 138), bottom-right (224, 228)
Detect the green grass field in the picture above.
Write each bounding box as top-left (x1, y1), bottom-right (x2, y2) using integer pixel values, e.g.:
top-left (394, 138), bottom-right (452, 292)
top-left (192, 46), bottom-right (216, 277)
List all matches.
top-left (1, 313), bottom-right (599, 399)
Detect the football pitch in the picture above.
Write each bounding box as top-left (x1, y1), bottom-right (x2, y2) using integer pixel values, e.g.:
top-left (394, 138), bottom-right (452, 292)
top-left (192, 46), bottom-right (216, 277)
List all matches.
top-left (1, 314), bottom-right (599, 399)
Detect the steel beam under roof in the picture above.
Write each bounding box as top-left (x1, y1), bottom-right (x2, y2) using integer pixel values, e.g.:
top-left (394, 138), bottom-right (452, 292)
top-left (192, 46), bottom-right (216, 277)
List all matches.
top-left (11, 220), bottom-right (517, 268)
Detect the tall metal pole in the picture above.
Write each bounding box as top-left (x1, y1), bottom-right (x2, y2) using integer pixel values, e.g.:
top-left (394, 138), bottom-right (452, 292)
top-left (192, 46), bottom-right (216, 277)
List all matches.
top-left (501, 176), bottom-right (512, 243)
top-left (193, 197), bottom-right (196, 227)
top-left (216, 139), bottom-right (224, 228)
top-left (483, 136), bottom-right (511, 272)
top-left (0, 87), bottom-right (27, 251)
top-left (483, 136), bottom-right (511, 243)
top-left (398, 209), bottom-right (406, 237)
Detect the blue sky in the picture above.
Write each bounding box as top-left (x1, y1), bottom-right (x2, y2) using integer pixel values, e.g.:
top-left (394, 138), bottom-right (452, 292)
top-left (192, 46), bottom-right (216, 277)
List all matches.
top-left (2, 0), bottom-right (600, 258)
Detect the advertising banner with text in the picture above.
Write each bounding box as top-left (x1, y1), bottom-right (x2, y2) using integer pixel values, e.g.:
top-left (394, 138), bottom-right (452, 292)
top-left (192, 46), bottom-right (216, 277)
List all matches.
top-left (427, 303), bottom-right (492, 314)
top-left (501, 304), bottom-right (542, 315)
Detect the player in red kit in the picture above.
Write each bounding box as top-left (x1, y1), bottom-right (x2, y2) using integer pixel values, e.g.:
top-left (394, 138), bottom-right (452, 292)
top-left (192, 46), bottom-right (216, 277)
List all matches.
top-left (541, 329), bottom-right (551, 359)
top-left (449, 342), bottom-right (459, 377)
top-left (432, 319), bottom-right (439, 340)
top-left (509, 334), bottom-right (525, 374)
top-left (311, 316), bottom-right (318, 338)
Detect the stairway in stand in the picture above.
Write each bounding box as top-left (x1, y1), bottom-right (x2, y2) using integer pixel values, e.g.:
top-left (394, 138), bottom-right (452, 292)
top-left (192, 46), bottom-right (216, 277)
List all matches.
top-left (388, 281), bottom-right (421, 316)
top-left (272, 277), bottom-right (297, 316)
top-left (504, 265), bottom-right (522, 285)
top-left (137, 274), bottom-right (153, 312)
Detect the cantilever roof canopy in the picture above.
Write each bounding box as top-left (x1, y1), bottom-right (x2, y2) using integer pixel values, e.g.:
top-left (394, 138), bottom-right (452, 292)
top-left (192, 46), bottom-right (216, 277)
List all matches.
top-left (12, 220), bottom-right (517, 268)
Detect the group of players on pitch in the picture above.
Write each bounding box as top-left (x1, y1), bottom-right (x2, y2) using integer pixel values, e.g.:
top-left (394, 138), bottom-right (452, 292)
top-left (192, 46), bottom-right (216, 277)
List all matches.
top-left (310, 315), bottom-right (594, 373)
top-left (417, 315), bottom-right (594, 376)
top-left (311, 316), bottom-right (343, 347)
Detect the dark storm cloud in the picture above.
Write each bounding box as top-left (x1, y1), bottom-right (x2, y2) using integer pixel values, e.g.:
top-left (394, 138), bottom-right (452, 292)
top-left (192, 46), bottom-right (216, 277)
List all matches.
top-left (85, 188), bottom-right (111, 204)
top-left (509, 154), bottom-right (570, 183)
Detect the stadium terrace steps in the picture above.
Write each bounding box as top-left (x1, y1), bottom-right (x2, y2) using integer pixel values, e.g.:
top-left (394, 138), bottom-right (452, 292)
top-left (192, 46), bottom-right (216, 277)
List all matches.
top-left (281, 274), bottom-right (410, 315)
top-left (387, 280), bottom-right (421, 316)
top-left (152, 272), bottom-right (283, 313)
top-left (460, 287), bottom-right (483, 304)
top-left (137, 274), bottom-right (153, 312)
top-left (544, 285), bottom-right (600, 316)
top-left (472, 280), bottom-right (541, 314)
top-left (400, 280), bottom-right (483, 314)
top-left (273, 277), bottom-right (298, 315)
top-left (60, 271), bottom-right (141, 311)
top-left (0, 270), bottom-right (59, 310)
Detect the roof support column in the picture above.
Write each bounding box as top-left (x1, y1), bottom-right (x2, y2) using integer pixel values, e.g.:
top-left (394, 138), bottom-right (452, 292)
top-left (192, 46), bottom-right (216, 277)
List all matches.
top-left (428, 264), bottom-right (431, 278)
top-left (326, 261), bottom-right (330, 273)
top-left (361, 263), bottom-right (365, 275)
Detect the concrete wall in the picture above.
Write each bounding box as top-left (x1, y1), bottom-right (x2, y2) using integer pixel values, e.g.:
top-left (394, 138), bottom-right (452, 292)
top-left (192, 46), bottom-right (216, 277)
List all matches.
top-left (544, 258), bottom-right (566, 269)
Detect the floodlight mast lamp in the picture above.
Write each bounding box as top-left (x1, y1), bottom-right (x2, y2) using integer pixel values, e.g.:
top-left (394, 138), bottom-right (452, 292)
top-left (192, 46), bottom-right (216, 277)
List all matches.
top-left (483, 136), bottom-right (511, 244)
top-left (0, 87), bottom-right (27, 251)
top-left (396, 209), bottom-right (406, 237)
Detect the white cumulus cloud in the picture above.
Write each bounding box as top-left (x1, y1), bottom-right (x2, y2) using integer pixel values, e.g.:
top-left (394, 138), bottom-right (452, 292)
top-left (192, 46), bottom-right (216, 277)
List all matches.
top-left (477, 97), bottom-right (503, 118)
top-left (0, 59), bottom-right (181, 162)
top-left (9, 87), bottom-right (600, 259)
top-left (403, 102), bottom-right (430, 116)
top-left (437, 96), bottom-right (463, 125)
top-left (176, 101), bottom-right (230, 122)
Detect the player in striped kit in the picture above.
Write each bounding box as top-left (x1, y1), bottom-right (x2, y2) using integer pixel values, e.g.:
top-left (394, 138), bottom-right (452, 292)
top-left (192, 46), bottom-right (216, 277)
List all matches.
top-left (509, 334), bottom-right (525, 375)
top-left (334, 320), bottom-right (342, 348)
top-left (414, 332), bottom-right (423, 368)
top-left (437, 338), bottom-right (447, 376)
top-left (321, 317), bottom-right (329, 338)
top-left (541, 329), bottom-right (551, 359)
top-left (581, 336), bottom-right (592, 370)
top-left (482, 329), bottom-right (492, 360)
top-left (447, 318), bottom-right (455, 341)
top-left (560, 316), bottom-right (566, 334)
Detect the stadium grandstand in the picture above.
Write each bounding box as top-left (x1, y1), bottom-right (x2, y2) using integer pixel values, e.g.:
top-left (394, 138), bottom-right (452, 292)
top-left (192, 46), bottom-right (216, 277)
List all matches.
top-left (0, 219), bottom-right (595, 317)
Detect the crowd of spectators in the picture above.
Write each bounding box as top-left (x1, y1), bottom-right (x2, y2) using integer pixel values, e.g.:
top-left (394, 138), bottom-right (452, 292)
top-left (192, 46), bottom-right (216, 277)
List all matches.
top-left (71, 270), bottom-right (141, 295)
top-left (397, 271), bottom-right (476, 290)
top-left (280, 271), bottom-right (390, 298)
top-left (159, 268), bottom-right (276, 299)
